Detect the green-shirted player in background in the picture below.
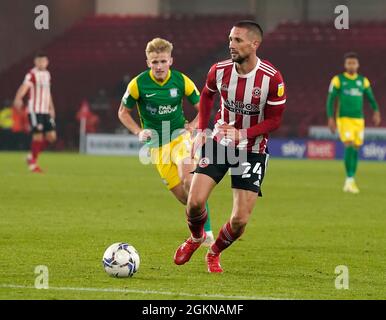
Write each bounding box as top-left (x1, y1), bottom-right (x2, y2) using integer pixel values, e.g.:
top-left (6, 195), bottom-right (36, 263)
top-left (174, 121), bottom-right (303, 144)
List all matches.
top-left (326, 52), bottom-right (382, 193)
top-left (118, 38), bottom-right (214, 245)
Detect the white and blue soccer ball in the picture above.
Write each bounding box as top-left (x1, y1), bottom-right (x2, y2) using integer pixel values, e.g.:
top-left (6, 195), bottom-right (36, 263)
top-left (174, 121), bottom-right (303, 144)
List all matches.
top-left (102, 242), bottom-right (140, 278)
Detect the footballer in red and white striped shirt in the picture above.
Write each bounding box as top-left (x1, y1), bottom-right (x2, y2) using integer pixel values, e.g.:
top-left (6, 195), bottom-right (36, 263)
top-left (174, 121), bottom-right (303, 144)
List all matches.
top-left (14, 52), bottom-right (57, 173)
top-left (174, 21), bottom-right (286, 273)
top-left (204, 55), bottom-right (286, 153)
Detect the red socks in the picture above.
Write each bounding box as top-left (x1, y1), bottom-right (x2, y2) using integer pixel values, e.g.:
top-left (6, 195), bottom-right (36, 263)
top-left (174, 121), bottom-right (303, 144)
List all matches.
top-left (31, 140), bottom-right (48, 161)
top-left (211, 221), bottom-right (245, 255)
top-left (187, 209), bottom-right (208, 240)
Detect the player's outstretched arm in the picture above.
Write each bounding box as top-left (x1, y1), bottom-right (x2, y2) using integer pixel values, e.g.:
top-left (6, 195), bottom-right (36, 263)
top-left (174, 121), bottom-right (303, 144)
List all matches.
top-left (13, 83), bottom-right (30, 109)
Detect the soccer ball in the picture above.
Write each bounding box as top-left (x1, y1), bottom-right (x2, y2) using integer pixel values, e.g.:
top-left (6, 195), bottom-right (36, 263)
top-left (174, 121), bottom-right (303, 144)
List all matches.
top-left (102, 242), bottom-right (140, 277)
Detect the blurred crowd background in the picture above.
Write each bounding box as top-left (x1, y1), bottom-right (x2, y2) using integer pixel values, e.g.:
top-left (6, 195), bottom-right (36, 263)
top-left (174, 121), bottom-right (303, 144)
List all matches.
top-left (0, 0), bottom-right (385, 150)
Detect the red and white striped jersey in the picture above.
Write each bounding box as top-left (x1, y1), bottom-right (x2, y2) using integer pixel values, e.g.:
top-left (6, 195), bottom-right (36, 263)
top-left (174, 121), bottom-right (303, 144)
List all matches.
top-left (23, 68), bottom-right (52, 114)
top-left (206, 58), bottom-right (286, 153)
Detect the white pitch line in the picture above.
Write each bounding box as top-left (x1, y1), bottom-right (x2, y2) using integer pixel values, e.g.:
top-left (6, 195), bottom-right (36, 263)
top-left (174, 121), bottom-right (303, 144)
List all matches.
top-left (0, 284), bottom-right (289, 300)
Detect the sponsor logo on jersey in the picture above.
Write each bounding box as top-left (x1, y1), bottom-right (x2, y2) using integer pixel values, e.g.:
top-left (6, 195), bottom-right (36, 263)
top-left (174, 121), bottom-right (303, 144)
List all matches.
top-left (159, 105), bottom-right (178, 115)
top-left (145, 93), bottom-right (157, 98)
top-left (170, 88), bottom-right (178, 97)
top-left (277, 83), bottom-right (284, 97)
top-left (146, 104), bottom-right (158, 115)
top-left (199, 157), bottom-right (210, 168)
top-left (252, 86), bottom-right (261, 98)
top-left (343, 88), bottom-right (363, 97)
top-left (223, 99), bottom-right (260, 115)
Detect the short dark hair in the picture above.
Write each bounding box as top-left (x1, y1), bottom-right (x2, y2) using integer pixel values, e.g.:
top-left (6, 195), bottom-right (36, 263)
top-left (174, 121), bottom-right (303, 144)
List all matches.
top-left (344, 52), bottom-right (358, 61)
top-left (34, 52), bottom-right (48, 59)
top-left (233, 20), bottom-right (263, 40)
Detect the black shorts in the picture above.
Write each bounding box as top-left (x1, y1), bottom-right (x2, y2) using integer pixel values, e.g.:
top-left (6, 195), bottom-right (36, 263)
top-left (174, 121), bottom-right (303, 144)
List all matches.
top-left (195, 138), bottom-right (269, 195)
top-left (28, 114), bottom-right (56, 133)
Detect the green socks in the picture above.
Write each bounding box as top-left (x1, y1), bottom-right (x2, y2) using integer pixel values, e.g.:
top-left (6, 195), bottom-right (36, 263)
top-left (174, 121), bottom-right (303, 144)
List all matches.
top-left (344, 146), bottom-right (358, 178)
top-left (204, 202), bottom-right (212, 232)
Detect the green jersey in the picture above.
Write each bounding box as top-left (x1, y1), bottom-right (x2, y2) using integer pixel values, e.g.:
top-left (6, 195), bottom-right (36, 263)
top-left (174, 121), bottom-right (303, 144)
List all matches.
top-left (122, 69), bottom-right (200, 147)
top-left (326, 72), bottom-right (379, 119)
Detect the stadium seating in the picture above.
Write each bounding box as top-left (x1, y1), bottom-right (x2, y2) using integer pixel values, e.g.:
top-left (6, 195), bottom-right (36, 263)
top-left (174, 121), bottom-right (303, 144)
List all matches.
top-left (0, 14), bottom-right (249, 147)
top-left (259, 21), bottom-right (386, 137)
top-left (0, 17), bottom-right (385, 147)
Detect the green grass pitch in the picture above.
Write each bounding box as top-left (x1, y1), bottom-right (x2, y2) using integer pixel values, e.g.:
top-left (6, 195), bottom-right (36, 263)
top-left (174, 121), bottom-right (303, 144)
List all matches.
top-left (0, 152), bottom-right (385, 300)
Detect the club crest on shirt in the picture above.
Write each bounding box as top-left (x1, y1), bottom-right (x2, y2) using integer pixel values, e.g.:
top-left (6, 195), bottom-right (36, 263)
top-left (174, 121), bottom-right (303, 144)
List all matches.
top-left (170, 88), bottom-right (178, 97)
top-left (221, 84), bottom-right (228, 92)
top-left (277, 83), bottom-right (284, 97)
top-left (199, 157), bottom-right (210, 168)
top-left (252, 87), bottom-right (261, 98)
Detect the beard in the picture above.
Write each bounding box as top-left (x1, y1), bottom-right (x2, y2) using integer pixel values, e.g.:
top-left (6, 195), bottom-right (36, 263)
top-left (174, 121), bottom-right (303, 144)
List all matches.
top-left (231, 53), bottom-right (246, 64)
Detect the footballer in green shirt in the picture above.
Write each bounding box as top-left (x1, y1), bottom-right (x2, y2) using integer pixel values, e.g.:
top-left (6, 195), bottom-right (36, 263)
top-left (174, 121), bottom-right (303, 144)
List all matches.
top-left (326, 52), bottom-right (382, 193)
top-left (118, 38), bottom-right (214, 245)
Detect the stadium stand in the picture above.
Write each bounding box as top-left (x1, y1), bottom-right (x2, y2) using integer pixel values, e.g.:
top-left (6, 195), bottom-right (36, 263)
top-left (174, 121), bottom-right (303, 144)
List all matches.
top-left (0, 17), bottom-right (385, 147)
top-left (260, 21), bottom-right (386, 137)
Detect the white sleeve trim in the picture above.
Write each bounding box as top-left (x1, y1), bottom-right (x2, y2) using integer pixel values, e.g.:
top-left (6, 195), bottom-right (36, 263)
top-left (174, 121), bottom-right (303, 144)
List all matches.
top-left (267, 99), bottom-right (286, 105)
top-left (206, 84), bottom-right (217, 92)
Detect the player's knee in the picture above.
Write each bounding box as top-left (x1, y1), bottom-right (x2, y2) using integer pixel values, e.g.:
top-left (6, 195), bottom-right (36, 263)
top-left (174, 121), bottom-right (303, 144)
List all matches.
top-left (187, 194), bottom-right (206, 216)
top-left (230, 214), bottom-right (249, 231)
top-left (47, 135), bottom-right (56, 143)
top-left (33, 133), bottom-right (44, 141)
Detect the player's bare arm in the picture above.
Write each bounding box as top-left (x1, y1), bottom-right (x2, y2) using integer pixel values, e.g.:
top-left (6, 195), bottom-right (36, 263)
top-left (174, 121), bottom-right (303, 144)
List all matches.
top-left (373, 111), bottom-right (381, 126)
top-left (13, 83), bottom-right (30, 109)
top-left (184, 103), bottom-right (199, 134)
top-left (118, 103), bottom-right (151, 142)
top-left (328, 117), bottom-right (337, 134)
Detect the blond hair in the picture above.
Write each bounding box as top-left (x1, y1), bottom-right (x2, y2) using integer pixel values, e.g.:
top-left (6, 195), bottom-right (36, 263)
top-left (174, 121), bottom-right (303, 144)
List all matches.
top-left (145, 38), bottom-right (173, 57)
